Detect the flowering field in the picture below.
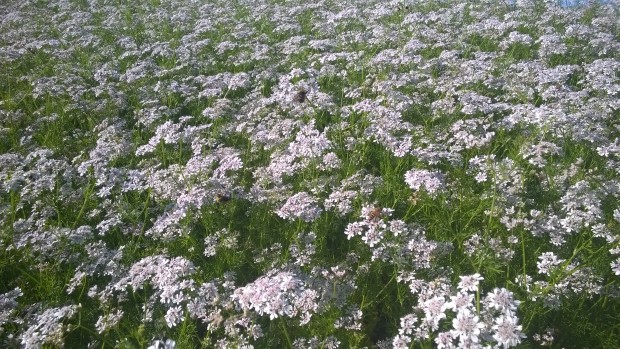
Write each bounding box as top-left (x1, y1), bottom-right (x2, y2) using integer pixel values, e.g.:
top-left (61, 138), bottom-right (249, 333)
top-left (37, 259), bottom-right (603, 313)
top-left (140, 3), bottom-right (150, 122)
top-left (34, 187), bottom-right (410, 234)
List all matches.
top-left (1, 0), bottom-right (619, 348)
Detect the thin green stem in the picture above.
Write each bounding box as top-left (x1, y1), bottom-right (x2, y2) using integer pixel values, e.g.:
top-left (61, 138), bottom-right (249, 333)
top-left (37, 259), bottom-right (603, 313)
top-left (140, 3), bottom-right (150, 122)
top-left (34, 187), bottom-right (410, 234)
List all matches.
top-left (72, 179), bottom-right (96, 229)
top-left (280, 318), bottom-right (293, 348)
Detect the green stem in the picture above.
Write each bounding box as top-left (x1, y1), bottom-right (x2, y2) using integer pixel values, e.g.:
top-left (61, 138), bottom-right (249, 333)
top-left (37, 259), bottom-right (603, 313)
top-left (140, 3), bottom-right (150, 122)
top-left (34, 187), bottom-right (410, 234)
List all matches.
top-left (9, 190), bottom-right (18, 233)
top-left (521, 228), bottom-right (527, 289)
top-left (160, 139), bottom-right (167, 167)
top-left (280, 318), bottom-right (292, 348)
top-left (140, 189), bottom-right (151, 236)
top-left (360, 272), bottom-right (396, 309)
top-left (72, 179), bottom-right (96, 229)
top-left (476, 283), bottom-right (481, 315)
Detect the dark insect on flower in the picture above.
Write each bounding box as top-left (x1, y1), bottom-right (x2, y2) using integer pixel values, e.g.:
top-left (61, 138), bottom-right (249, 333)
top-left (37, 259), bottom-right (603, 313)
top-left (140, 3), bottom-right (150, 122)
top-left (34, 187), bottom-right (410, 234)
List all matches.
top-left (367, 207), bottom-right (383, 221)
top-left (215, 194), bottom-right (231, 203)
top-left (292, 88), bottom-right (307, 103)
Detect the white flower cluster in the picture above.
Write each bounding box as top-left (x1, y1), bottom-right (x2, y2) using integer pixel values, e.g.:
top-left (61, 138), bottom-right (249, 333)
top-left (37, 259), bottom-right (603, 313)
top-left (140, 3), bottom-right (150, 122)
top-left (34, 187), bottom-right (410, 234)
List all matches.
top-left (95, 308), bottom-right (124, 333)
top-left (324, 171), bottom-right (382, 216)
top-left (610, 244), bottom-right (620, 276)
top-left (87, 255), bottom-right (196, 330)
top-left (232, 269), bottom-right (319, 325)
top-left (404, 169), bottom-right (446, 196)
top-left (292, 335), bottom-right (340, 349)
top-left (0, 287), bottom-right (22, 334)
top-left (395, 273), bottom-right (525, 349)
top-left (20, 305), bottom-right (79, 349)
top-left (344, 205), bottom-right (394, 248)
top-left (345, 204), bottom-right (444, 266)
top-left (276, 192), bottom-right (322, 222)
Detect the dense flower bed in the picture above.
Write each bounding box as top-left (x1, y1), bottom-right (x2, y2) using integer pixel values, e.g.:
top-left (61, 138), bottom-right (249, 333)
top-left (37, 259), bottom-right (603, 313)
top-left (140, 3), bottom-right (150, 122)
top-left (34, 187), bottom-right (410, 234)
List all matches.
top-left (1, 0), bottom-right (619, 348)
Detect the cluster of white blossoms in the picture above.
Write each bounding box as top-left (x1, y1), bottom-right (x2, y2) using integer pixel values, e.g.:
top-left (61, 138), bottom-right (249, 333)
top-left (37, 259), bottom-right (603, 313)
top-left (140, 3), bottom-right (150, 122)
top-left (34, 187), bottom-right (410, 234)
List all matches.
top-left (276, 191), bottom-right (323, 222)
top-left (404, 169), bottom-right (447, 196)
top-left (394, 273), bottom-right (525, 349)
top-left (20, 305), bottom-right (80, 349)
top-left (231, 269), bottom-right (319, 325)
top-left (344, 204), bottom-right (395, 247)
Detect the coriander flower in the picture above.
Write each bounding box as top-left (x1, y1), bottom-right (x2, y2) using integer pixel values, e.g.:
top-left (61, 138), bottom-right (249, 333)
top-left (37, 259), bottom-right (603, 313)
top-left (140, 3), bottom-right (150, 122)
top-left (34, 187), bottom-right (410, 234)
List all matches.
top-left (165, 306), bottom-right (183, 328)
top-left (392, 334), bottom-right (411, 349)
top-left (451, 309), bottom-right (484, 344)
top-left (404, 169), bottom-right (446, 196)
top-left (457, 274), bottom-right (484, 293)
top-left (443, 292), bottom-right (474, 313)
top-left (484, 288), bottom-right (520, 313)
top-left (492, 314), bottom-right (526, 348)
top-left (435, 331), bottom-right (455, 349)
top-left (422, 296), bottom-right (447, 330)
top-left (611, 257), bottom-right (620, 275)
top-left (536, 252), bottom-right (564, 276)
top-left (276, 192), bottom-right (322, 222)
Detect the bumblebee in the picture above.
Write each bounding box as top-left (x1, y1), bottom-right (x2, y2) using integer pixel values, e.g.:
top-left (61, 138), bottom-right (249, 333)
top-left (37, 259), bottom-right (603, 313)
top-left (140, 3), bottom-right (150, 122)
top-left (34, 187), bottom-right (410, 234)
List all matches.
top-left (367, 206), bottom-right (383, 221)
top-left (292, 88), bottom-right (307, 103)
top-left (397, 2), bottom-right (411, 11)
top-left (215, 193), bottom-right (231, 203)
